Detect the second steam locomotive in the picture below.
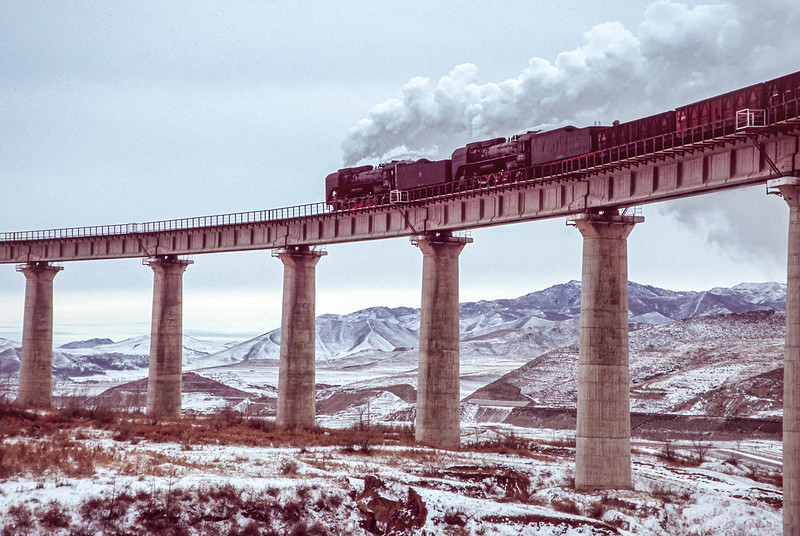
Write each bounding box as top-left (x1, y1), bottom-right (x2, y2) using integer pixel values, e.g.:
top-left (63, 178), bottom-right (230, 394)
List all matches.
top-left (326, 70), bottom-right (800, 210)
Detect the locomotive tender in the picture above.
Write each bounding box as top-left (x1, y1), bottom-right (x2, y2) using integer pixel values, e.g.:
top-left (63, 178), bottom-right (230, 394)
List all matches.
top-left (326, 70), bottom-right (800, 210)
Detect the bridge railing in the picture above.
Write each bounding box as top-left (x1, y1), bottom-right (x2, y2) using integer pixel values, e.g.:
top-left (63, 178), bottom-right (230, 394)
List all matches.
top-left (768, 95), bottom-right (800, 124)
top-left (370, 104), bottom-right (798, 204)
top-left (3, 97), bottom-right (799, 244)
top-left (0, 202), bottom-right (332, 242)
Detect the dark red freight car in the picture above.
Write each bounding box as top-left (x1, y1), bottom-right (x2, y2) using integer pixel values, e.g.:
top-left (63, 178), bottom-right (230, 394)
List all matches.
top-left (676, 82), bottom-right (765, 132)
top-left (525, 125), bottom-right (605, 165)
top-left (764, 70), bottom-right (800, 122)
top-left (395, 159), bottom-right (451, 190)
top-left (765, 70), bottom-right (800, 106)
top-left (596, 111), bottom-right (675, 151)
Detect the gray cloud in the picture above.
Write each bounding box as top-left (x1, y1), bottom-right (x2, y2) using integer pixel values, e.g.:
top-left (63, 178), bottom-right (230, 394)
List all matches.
top-left (658, 187), bottom-right (788, 266)
top-left (341, 0), bottom-right (800, 166)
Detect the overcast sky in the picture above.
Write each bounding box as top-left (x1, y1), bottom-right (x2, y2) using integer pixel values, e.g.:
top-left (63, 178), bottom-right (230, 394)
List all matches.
top-left (1, 1), bottom-right (799, 344)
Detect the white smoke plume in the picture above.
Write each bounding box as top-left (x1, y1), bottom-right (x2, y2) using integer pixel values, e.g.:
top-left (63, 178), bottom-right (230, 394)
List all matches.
top-left (342, 0), bottom-right (800, 166)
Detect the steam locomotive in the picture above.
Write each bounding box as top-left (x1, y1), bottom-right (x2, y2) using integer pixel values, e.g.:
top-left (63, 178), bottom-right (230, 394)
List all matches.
top-left (326, 70), bottom-right (800, 210)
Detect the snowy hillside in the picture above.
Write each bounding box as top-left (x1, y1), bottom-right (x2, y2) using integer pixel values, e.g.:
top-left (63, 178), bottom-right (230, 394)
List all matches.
top-left (0, 335), bottom-right (229, 378)
top-left (469, 310), bottom-right (786, 419)
top-left (187, 280), bottom-right (787, 370)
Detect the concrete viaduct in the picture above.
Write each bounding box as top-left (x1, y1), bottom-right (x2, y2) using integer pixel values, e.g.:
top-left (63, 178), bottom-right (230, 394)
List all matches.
top-left (3, 117), bottom-right (800, 532)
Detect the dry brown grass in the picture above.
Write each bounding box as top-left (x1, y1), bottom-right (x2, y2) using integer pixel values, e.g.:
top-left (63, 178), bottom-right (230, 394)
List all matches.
top-left (466, 433), bottom-right (574, 460)
top-left (0, 434), bottom-right (119, 479)
top-left (0, 401), bottom-right (424, 481)
top-left (1, 400), bottom-right (415, 448)
top-left (2, 481), bottom-right (357, 536)
top-left (551, 496), bottom-right (582, 515)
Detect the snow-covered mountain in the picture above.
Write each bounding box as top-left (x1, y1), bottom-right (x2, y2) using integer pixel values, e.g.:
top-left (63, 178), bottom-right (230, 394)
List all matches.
top-left (194, 280), bottom-right (787, 367)
top-left (0, 281), bottom-right (787, 379)
top-left (195, 306), bottom-right (422, 367)
top-left (0, 335), bottom-right (229, 378)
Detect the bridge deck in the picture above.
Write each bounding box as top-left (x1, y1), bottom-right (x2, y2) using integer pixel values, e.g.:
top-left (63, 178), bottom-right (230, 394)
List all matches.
top-left (1, 121), bottom-right (798, 264)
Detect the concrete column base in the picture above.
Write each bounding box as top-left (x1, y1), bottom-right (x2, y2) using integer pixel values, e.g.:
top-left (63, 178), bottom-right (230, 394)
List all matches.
top-left (145, 255), bottom-right (191, 419)
top-left (767, 177), bottom-right (800, 536)
top-left (275, 246), bottom-right (325, 429)
top-left (412, 232), bottom-right (471, 449)
top-left (17, 262), bottom-right (63, 407)
top-left (570, 211), bottom-right (642, 490)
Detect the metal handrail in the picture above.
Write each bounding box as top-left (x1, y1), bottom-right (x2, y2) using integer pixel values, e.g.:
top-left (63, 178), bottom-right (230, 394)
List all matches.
top-left (0, 202), bottom-right (332, 242)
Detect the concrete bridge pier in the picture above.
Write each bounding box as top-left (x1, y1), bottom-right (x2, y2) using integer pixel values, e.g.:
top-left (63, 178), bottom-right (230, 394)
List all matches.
top-left (145, 255), bottom-right (192, 419)
top-left (570, 211), bottom-right (642, 490)
top-left (412, 231), bottom-right (472, 449)
top-left (275, 246), bottom-right (325, 428)
top-left (16, 262), bottom-right (63, 407)
top-left (768, 177), bottom-right (800, 536)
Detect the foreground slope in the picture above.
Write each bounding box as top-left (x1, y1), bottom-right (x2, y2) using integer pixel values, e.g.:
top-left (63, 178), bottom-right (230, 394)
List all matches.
top-left (0, 407), bottom-right (783, 535)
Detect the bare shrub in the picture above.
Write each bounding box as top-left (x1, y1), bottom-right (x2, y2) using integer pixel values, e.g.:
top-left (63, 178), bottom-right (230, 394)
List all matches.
top-left (241, 492), bottom-right (274, 524)
top-left (496, 467), bottom-right (531, 501)
top-left (443, 509), bottom-right (468, 526)
top-left (602, 496), bottom-right (639, 514)
top-left (246, 416), bottom-right (277, 433)
top-left (280, 458), bottom-right (299, 475)
top-left (4, 482), bottom-right (360, 535)
top-left (214, 407), bottom-right (244, 428)
top-left (662, 441), bottom-right (677, 462)
top-left (2, 504), bottom-right (33, 535)
top-left (543, 436), bottom-right (576, 448)
top-left (551, 497), bottom-right (581, 515)
top-left (37, 501), bottom-right (71, 529)
top-left (79, 488), bottom-right (136, 529)
top-left (749, 468), bottom-right (783, 487)
top-left (238, 520), bottom-right (266, 536)
top-left (360, 437), bottom-right (373, 455)
top-left (690, 440), bottom-right (712, 465)
top-left (89, 404), bottom-right (117, 425)
top-left (3, 406), bottom-right (420, 452)
top-left (0, 437), bottom-right (110, 478)
top-left (650, 481), bottom-right (692, 504)
top-left (587, 496), bottom-right (608, 519)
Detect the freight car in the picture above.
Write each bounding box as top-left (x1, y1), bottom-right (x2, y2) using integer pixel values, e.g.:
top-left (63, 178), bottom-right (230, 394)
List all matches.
top-left (766, 70), bottom-right (800, 122)
top-left (326, 69), bottom-right (800, 210)
top-left (597, 111), bottom-right (676, 152)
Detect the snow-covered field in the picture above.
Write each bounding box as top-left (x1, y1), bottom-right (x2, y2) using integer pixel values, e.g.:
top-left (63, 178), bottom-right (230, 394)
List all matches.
top-left (0, 282), bottom-right (790, 533)
top-left (0, 408), bottom-right (783, 535)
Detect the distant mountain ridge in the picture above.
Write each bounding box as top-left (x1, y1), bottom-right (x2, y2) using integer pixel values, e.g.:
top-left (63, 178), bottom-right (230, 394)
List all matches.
top-left (0, 281), bottom-right (787, 378)
top-left (207, 281), bottom-right (786, 366)
top-left (0, 335), bottom-right (228, 378)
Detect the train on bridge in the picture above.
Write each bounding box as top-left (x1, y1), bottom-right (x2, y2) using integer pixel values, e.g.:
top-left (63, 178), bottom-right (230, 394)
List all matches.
top-left (326, 70), bottom-right (800, 210)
